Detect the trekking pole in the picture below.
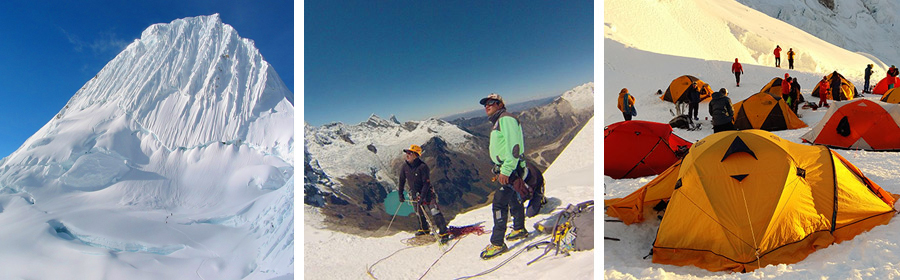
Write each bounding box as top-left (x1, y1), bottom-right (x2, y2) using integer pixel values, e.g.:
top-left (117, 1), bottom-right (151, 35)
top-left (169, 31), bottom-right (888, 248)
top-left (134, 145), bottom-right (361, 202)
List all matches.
top-left (383, 201), bottom-right (404, 234)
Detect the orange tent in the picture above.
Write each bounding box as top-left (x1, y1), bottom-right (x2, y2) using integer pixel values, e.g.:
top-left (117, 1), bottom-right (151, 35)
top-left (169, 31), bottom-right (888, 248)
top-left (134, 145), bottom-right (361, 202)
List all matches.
top-left (801, 99), bottom-right (900, 151)
top-left (759, 77), bottom-right (786, 99)
top-left (732, 92), bottom-right (807, 131)
top-left (604, 121), bottom-right (692, 179)
top-left (660, 75), bottom-right (713, 104)
top-left (872, 76), bottom-right (900, 95)
top-left (880, 87), bottom-right (900, 103)
top-left (607, 130), bottom-right (897, 272)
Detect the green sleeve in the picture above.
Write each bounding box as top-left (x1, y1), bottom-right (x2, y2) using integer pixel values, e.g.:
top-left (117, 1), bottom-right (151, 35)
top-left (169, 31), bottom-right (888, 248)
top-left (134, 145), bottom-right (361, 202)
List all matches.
top-left (498, 116), bottom-right (525, 176)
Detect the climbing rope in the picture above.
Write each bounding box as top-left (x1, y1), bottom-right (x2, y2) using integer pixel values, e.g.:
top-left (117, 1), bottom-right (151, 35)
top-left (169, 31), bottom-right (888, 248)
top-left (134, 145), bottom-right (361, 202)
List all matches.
top-left (366, 246), bottom-right (417, 279)
top-left (454, 236), bottom-right (551, 280)
top-left (369, 224), bottom-right (488, 279)
top-left (418, 237), bottom-right (463, 280)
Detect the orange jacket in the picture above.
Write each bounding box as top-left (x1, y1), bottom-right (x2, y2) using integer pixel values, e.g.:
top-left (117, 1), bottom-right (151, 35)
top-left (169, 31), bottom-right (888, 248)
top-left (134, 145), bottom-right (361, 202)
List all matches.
top-left (818, 80), bottom-right (830, 96)
top-left (774, 47), bottom-right (782, 57)
top-left (732, 62), bottom-right (743, 73)
top-left (781, 78), bottom-right (792, 95)
top-left (618, 89), bottom-right (634, 113)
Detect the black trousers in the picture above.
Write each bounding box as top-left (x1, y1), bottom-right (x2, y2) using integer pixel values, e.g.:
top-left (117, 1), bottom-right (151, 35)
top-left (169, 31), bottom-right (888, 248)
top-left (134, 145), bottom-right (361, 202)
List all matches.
top-left (623, 111), bottom-right (632, 121)
top-left (734, 72), bottom-right (741, 85)
top-left (789, 58), bottom-right (794, 69)
top-left (490, 186), bottom-right (525, 246)
top-left (775, 57), bottom-right (781, 67)
top-left (713, 122), bottom-right (736, 133)
top-left (688, 102), bottom-right (699, 119)
top-left (415, 192), bottom-right (448, 234)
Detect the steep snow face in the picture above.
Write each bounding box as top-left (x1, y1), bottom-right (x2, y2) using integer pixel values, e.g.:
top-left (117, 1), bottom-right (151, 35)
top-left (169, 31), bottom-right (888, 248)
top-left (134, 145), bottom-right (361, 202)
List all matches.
top-left (735, 0), bottom-right (900, 71)
top-left (305, 115), bottom-right (476, 191)
top-left (0, 15), bottom-right (293, 279)
top-left (605, 0), bottom-right (885, 80)
top-left (36, 13), bottom-right (293, 163)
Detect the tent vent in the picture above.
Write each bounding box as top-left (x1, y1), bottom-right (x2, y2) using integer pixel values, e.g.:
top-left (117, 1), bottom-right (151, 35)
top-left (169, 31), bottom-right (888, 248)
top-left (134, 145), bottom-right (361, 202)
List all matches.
top-left (721, 136), bottom-right (757, 162)
top-left (730, 174), bottom-right (749, 182)
top-left (797, 168), bottom-right (806, 178)
top-left (837, 116), bottom-right (851, 137)
top-left (674, 179), bottom-right (682, 190)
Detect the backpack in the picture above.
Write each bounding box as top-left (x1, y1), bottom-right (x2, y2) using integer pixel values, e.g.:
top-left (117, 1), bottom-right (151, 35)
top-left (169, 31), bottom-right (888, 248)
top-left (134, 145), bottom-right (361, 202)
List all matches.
top-left (528, 200), bottom-right (594, 264)
top-left (510, 160), bottom-right (546, 217)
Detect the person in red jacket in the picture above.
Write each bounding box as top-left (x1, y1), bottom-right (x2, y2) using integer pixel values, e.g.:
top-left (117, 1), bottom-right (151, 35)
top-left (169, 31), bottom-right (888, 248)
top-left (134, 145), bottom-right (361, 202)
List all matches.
top-left (781, 73), bottom-right (792, 101)
top-left (817, 76), bottom-right (831, 108)
top-left (774, 45), bottom-right (782, 67)
top-left (732, 58), bottom-right (743, 87)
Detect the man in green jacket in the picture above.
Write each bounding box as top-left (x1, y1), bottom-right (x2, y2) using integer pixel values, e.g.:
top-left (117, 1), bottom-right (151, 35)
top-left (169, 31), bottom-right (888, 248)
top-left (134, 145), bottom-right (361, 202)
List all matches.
top-left (478, 93), bottom-right (528, 259)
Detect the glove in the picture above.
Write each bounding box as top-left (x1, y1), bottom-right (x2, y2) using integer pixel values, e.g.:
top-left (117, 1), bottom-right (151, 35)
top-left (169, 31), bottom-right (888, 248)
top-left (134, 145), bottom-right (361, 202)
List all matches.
top-left (398, 191), bottom-right (405, 203)
top-left (418, 194), bottom-right (428, 205)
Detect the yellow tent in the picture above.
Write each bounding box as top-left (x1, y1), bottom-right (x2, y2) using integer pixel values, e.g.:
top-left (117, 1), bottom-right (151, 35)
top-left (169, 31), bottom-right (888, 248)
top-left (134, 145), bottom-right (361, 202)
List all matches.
top-left (661, 75), bottom-right (713, 103)
top-left (759, 77), bottom-right (786, 99)
top-left (733, 92), bottom-right (807, 131)
top-left (606, 130), bottom-right (896, 272)
top-left (881, 87), bottom-right (900, 104)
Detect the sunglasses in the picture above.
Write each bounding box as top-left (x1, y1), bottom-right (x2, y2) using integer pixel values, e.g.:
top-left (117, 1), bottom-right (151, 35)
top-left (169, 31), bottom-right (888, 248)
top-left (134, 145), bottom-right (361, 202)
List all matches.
top-left (483, 99), bottom-right (500, 107)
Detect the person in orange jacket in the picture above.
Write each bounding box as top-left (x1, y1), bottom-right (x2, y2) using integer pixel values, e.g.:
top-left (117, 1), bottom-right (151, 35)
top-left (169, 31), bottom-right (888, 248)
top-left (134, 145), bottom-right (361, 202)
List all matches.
top-left (817, 76), bottom-right (831, 108)
top-left (617, 88), bottom-right (636, 121)
top-left (787, 48), bottom-right (796, 69)
top-left (774, 45), bottom-right (782, 67)
top-left (732, 58), bottom-right (743, 87)
top-left (781, 73), bottom-right (792, 100)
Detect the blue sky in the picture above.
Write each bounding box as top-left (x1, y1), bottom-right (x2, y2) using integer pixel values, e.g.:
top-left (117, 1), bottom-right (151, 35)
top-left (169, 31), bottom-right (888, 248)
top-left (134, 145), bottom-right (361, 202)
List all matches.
top-left (305, 1), bottom-right (593, 126)
top-left (0, 1), bottom-right (293, 158)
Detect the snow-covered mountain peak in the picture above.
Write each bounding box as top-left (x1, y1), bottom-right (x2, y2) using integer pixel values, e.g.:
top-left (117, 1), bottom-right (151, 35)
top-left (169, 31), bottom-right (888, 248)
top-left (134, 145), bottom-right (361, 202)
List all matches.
top-left (559, 82), bottom-right (594, 111)
top-left (40, 14), bottom-right (294, 163)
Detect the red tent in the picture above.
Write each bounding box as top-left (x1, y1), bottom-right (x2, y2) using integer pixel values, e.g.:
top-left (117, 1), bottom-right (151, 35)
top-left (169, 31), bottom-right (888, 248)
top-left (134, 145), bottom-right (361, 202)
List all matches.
top-left (872, 76), bottom-right (900, 95)
top-left (604, 121), bottom-right (692, 179)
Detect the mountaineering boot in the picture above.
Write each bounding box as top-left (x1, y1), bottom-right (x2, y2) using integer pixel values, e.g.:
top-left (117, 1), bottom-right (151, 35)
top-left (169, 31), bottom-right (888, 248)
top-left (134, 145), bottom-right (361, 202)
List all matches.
top-left (439, 233), bottom-right (455, 245)
top-left (480, 243), bottom-right (508, 260)
top-left (415, 229), bottom-right (430, 236)
top-left (505, 228), bottom-right (528, 241)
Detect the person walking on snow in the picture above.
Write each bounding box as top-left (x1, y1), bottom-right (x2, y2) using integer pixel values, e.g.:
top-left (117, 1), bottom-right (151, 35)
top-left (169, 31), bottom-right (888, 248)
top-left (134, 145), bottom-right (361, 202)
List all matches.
top-left (781, 73), bottom-right (792, 101)
top-left (686, 82), bottom-right (702, 121)
top-left (398, 144), bottom-right (453, 244)
top-left (617, 88), bottom-right (636, 121)
top-left (864, 64), bottom-right (874, 93)
top-left (787, 48), bottom-right (796, 69)
top-left (817, 76), bottom-right (831, 108)
top-left (732, 58), bottom-right (743, 87)
top-left (478, 93), bottom-right (529, 260)
top-left (774, 45), bottom-right (782, 68)
top-left (709, 88), bottom-right (735, 133)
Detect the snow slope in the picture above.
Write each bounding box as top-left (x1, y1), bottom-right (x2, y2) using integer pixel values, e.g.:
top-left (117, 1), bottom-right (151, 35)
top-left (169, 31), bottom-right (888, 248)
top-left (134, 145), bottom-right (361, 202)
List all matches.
top-left (0, 14), bottom-right (293, 279)
top-left (605, 0), bottom-right (900, 278)
top-left (305, 117), bottom-right (594, 279)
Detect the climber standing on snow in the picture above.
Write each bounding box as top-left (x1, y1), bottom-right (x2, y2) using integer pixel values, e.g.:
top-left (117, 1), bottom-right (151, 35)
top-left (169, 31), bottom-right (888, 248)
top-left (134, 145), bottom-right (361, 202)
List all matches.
top-left (787, 48), bottom-right (796, 69)
top-left (774, 45), bottom-right (782, 68)
top-left (864, 64), bottom-right (874, 93)
top-left (478, 93), bottom-right (529, 260)
top-left (831, 71), bottom-right (843, 101)
top-left (709, 88), bottom-right (735, 133)
top-left (618, 88), bottom-right (636, 121)
top-left (398, 144), bottom-right (453, 244)
top-left (818, 76), bottom-right (831, 108)
top-left (732, 58), bottom-right (743, 87)
top-left (781, 73), bottom-right (792, 101)
top-left (686, 82), bottom-right (702, 121)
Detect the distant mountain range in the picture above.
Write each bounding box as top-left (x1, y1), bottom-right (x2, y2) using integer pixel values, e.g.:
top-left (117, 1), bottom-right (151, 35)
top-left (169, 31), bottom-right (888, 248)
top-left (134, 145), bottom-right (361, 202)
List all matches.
top-left (440, 94), bottom-right (559, 121)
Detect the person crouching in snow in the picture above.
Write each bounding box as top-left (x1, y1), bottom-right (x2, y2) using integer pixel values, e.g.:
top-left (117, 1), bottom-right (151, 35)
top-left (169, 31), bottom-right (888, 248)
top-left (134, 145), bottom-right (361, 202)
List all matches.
top-left (398, 144), bottom-right (453, 244)
top-left (709, 88), bottom-right (735, 133)
top-left (479, 93), bottom-right (529, 259)
top-left (617, 88), bottom-right (635, 121)
top-left (732, 58), bottom-right (743, 87)
top-left (817, 76), bottom-right (831, 108)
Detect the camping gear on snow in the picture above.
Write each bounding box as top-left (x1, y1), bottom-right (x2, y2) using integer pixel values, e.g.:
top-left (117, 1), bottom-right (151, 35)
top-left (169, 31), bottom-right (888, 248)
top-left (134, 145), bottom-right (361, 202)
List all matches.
top-left (811, 72), bottom-right (858, 101)
top-left (801, 99), bottom-right (900, 151)
top-left (880, 87), bottom-right (900, 104)
top-left (383, 190), bottom-right (415, 216)
top-left (605, 130), bottom-right (898, 272)
top-left (872, 76), bottom-right (900, 95)
top-left (528, 200), bottom-right (594, 265)
top-left (732, 92), bottom-right (807, 131)
top-left (604, 121), bottom-right (692, 179)
top-left (661, 75), bottom-right (713, 104)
